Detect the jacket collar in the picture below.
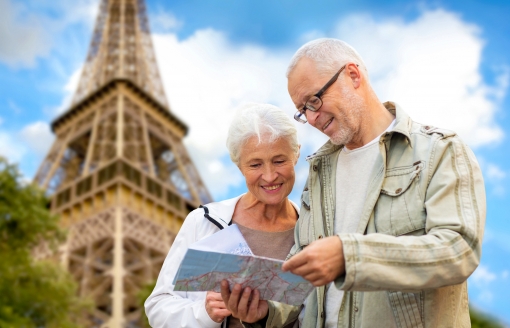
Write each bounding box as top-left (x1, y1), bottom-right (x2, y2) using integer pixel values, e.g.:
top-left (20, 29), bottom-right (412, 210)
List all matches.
top-left (383, 101), bottom-right (413, 147)
top-left (306, 101), bottom-right (412, 161)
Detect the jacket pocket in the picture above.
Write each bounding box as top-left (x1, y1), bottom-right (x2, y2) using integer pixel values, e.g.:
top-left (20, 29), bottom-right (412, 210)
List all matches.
top-left (388, 291), bottom-right (424, 328)
top-left (374, 162), bottom-right (426, 236)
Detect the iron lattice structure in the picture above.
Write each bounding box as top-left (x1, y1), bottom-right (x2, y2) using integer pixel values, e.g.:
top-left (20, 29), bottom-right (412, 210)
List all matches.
top-left (34, 0), bottom-right (213, 326)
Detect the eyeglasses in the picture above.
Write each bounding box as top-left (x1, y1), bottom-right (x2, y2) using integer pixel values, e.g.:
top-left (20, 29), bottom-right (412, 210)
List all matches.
top-left (293, 64), bottom-right (358, 123)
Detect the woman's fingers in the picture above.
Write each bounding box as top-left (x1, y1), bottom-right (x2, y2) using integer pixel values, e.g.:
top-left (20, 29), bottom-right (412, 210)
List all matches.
top-left (206, 290), bottom-right (232, 323)
top-left (219, 281), bottom-right (268, 323)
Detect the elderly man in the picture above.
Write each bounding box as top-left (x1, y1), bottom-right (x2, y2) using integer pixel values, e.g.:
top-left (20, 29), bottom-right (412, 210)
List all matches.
top-left (222, 38), bottom-right (485, 328)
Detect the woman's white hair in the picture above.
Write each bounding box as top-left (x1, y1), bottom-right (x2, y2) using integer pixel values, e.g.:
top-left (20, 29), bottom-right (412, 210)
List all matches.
top-left (226, 103), bottom-right (299, 166)
top-left (286, 38), bottom-right (369, 78)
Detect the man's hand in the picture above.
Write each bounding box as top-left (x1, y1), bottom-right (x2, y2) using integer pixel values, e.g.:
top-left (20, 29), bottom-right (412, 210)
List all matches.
top-left (220, 280), bottom-right (268, 323)
top-left (282, 235), bottom-right (345, 286)
top-left (205, 291), bottom-right (232, 323)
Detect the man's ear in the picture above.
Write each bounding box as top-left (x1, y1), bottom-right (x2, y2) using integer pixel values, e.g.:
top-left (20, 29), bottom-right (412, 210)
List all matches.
top-left (347, 63), bottom-right (361, 89)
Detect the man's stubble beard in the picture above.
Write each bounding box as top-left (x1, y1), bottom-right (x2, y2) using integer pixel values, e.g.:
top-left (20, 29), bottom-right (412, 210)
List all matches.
top-left (329, 88), bottom-right (365, 146)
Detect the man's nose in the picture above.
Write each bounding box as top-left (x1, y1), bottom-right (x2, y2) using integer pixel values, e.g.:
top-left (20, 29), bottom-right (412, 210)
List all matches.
top-left (306, 109), bottom-right (320, 126)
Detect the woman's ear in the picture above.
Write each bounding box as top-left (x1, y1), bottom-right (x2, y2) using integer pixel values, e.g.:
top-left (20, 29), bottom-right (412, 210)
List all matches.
top-left (294, 145), bottom-right (301, 165)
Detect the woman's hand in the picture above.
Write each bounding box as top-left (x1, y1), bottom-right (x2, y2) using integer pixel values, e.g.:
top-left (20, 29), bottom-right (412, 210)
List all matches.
top-left (220, 280), bottom-right (269, 323)
top-left (205, 291), bottom-right (232, 323)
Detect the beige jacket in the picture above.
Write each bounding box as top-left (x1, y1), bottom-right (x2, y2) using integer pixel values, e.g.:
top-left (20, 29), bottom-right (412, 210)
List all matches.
top-left (255, 102), bottom-right (486, 328)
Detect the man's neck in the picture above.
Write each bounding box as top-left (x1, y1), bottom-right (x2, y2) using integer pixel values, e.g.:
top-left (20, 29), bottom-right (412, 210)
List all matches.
top-left (345, 95), bottom-right (394, 150)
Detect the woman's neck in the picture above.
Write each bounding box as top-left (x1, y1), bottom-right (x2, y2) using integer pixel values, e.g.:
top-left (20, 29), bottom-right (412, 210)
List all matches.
top-left (232, 193), bottom-right (297, 232)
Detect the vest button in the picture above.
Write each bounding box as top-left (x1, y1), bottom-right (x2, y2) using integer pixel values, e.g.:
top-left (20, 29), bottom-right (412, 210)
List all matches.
top-left (354, 307), bottom-right (359, 312)
top-left (318, 235), bottom-right (323, 239)
top-left (313, 165), bottom-right (318, 171)
top-left (395, 188), bottom-right (402, 194)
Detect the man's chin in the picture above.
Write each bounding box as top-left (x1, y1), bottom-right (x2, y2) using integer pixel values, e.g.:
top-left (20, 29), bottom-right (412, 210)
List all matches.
top-left (329, 138), bottom-right (343, 146)
top-left (329, 134), bottom-right (351, 146)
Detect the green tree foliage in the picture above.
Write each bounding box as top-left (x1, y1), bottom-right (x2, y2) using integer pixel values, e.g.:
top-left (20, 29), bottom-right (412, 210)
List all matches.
top-left (470, 306), bottom-right (506, 328)
top-left (137, 280), bottom-right (156, 328)
top-left (0, 157), bottom-right (90, 328)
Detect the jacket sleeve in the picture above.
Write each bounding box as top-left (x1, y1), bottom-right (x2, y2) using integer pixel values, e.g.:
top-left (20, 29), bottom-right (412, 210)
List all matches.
top-left (336, 136), bottom-right (486, 291)
top-left (144, 210), bottom-right (221, 328)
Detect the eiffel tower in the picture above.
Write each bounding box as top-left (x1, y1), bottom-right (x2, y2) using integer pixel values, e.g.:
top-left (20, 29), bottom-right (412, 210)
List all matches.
top-left (34, 0), bottom-right (213, 326)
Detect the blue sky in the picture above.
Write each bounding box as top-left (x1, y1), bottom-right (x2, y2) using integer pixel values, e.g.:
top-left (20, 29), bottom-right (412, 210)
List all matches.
top-left (1, 0), bottom-right (509, 324)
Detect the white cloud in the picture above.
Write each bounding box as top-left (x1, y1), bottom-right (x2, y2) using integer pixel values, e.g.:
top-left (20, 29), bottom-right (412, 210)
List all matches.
top-left (471, 265), bottom-right (497, 286)
top-left (151, 9), bottom-right (183, 32)
top-left (0, 120), bottom-right (53, 173)
top-left (469, 264), bottom-right (510, 306)
top-left (152, 29), bottom-right (318, 198)
top-left (0, 131), bottom-right (26, 163)
top-left (0, 0), bottom-right (51, 67)
top-left (153, 29), bottom-right (293, 150)
top-left (476, 290), bottom-right (494, 303)
top-left (486, 163), bottom-right (507, 196)
top-left (299, 30), bottom-right (327, 44)
top-left (486, 164), bottom-right (506, 180)
top-left (50, 66), bottom-right (82, 115)
top-left (152, 9), bottom-right (506, 199)
top-left (54, 0), bottom-right (98, 27)
top-left (482, 229), bottom-right (510, 253)
top-left (333, 10), bottom-right (507, 148)
top-left (19, 121), bottom-right (54, 155)
top-left (8, 100), bottom-right (22, 114)
top-left (477, 158), bottom-right (507, 195)
top-left (0, 0), bottom-right (98, 69)
top-left (469, 265), bottom-right (504, 305)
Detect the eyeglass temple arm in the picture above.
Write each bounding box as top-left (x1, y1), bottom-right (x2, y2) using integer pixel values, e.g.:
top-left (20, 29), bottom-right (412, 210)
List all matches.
top-left (315, 64), bottom-right (360, 97)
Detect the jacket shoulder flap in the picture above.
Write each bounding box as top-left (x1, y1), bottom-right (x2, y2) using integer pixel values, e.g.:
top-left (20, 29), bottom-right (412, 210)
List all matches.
top-left (420, 125), bottom-right (456, 138)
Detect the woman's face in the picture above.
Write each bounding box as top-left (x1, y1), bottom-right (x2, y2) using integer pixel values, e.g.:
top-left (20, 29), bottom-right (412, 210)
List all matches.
top-left (238, 135), bottom-right (298, 206)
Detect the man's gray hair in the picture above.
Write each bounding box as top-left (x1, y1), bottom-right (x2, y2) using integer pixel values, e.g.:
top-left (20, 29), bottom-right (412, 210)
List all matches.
top-left (226, 103), bottom-right (299, 166)
top-left (286, 38), bottom-right (368, 78)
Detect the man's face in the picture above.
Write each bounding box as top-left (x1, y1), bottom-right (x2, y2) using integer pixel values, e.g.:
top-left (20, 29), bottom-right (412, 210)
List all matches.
top-left (288, 58), bottom-right (364, 146)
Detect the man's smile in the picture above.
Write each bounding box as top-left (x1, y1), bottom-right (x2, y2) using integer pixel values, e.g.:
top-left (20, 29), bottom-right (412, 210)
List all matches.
top-left (322, 117), bottom-right (334, 132)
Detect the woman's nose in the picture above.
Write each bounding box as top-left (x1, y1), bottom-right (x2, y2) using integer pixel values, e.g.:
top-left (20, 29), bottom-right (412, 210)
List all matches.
top-left (262, 166), bottom-right (278, 182)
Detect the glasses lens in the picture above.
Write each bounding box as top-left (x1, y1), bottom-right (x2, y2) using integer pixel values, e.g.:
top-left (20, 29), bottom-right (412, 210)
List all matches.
top-left (294, 111), bottom-right (307, 123)
top-left (305, 96), bottom-right (322, 112)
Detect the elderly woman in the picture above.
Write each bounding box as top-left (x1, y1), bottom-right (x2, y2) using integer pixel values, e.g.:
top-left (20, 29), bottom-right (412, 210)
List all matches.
top-left (145, 103), bottom-right (300, 328)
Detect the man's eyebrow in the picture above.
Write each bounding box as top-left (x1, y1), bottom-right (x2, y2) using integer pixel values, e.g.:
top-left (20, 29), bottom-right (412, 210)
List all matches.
top-left (294, 92), bottom-right (309, 109)
top-left (296, 93), bottom-right (313, 109)
top-left (290, 97), bottom-right (302, 110)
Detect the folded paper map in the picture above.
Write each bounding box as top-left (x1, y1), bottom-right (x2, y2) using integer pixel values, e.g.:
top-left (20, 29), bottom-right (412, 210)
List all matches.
top-left (173, 225), bottom-right (313, 306)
